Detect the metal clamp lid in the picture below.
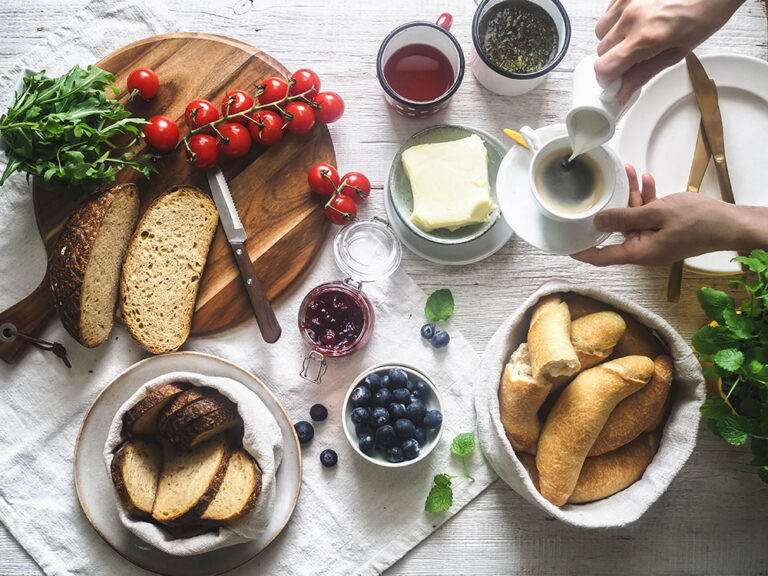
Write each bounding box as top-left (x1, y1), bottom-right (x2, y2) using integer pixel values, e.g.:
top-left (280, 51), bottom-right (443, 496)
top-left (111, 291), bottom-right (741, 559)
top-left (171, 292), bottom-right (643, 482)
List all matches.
top-left (300, 350), bottom-right (328, 384)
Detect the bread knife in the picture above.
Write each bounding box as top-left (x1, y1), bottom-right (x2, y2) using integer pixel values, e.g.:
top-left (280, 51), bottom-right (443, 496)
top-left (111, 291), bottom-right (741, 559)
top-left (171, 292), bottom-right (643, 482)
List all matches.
top-left (206, 167), bottom-right (281, 343)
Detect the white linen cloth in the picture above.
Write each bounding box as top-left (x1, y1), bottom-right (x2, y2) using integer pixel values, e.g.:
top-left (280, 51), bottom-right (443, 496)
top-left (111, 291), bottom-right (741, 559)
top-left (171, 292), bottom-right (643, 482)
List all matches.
top-left (104, 371), bottom-right (284, 555)
top-left (0, 1), bottom-right (495, 574)
top-left (475, 280), bottom-right (706, 528)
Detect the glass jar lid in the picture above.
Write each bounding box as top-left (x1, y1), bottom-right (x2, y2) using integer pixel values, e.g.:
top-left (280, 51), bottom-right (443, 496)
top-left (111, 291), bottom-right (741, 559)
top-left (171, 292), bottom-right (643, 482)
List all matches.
top-left (333, 217), bottom-right (402, 283)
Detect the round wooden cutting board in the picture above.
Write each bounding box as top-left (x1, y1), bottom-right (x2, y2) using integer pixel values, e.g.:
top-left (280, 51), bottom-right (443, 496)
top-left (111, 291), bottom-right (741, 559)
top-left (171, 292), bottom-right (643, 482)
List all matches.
top-left (33, 32), bottom-right (333, 336)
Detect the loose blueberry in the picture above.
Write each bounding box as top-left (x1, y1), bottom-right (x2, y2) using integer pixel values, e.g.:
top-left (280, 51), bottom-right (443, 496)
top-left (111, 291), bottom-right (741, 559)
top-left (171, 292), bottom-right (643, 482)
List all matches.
top-left (388, 367), bottom-right (409, 388)
top-left (371, 406), bottom-right (390, 428)
top-left (364, 373), bottom-right (382, 392)
top-left (320, 448), bottom-right (338, 468)
top-left (423, 409), bottom-right (443, 430)
top-left (386, 446), bottom-right (405, 463)
top-left (394, 418), bottom-right (416, 438)
top-left (375, 424), bottom-right (396, 447)
top-left (412, 380), bottom-right (429, 399)
top-left (387, 402), bottom-right (406, 420)
top-left (373, 387), bottom-right (392, 407)
top-left (420, 323), bottom-right (435, 340)
top-left (401, 438), bottom-right (420, 460)
top-left (294, 421), bottom-right (314, 444)
top-left (405, 379), bottom-right (415, 392)
top-left (392, 387), bottom-right (410, 404)
top-left (378, 374), bottom-right (392, 390)
top-left (310, 404), bottom-right (328, 421)
top-left (413, 426), bottom-right (426, 445)
top-left (355, 422), bottom-right (372, 437)
top-left (431, 330), bottom-right (450, 349)
top-left (350, 385), bottom-right (372, 407)
top-left (409, 394), bottom-right (421, 406)
top-left (406, 400), bottom-right (426, 423)
top-left (358, 433), bottom-right (375, 454)
top-left (351, 406), bottom-right (370, 426)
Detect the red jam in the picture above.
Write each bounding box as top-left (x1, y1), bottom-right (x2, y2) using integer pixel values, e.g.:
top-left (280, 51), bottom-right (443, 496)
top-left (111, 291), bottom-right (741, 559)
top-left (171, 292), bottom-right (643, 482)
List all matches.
top-left (301, 289), bottom-right (365, 351)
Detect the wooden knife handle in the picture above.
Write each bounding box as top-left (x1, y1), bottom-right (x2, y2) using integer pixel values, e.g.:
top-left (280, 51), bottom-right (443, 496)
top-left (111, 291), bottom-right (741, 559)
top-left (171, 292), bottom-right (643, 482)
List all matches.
top-left (667, 260), bottom-right (684, 303)
top-left (230, 240), bottom-right (281, 343)
top-left (0, 271), bottom-right (56, 363)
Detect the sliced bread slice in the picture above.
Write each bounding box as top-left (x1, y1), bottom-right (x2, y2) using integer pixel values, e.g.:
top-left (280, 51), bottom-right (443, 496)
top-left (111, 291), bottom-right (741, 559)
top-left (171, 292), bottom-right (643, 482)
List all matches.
top-left (157, 387), bottom-right (212, 437)
top-left (120, 185), bottom-right (218, 354)
top-left (171, 405), bottom-right (243, 452)
top-left (152, 436), bottom-right (232, 525)
top-left (163, 392), bottom-right (235, 444)
top-left (200, 449), bottom-right (262, 525)
top-left (110, 438), bottom-right (162, 520)
top-left (50, 183), bottom-right (140, 348)
top-left (122, 382), bottom-right (189, 436)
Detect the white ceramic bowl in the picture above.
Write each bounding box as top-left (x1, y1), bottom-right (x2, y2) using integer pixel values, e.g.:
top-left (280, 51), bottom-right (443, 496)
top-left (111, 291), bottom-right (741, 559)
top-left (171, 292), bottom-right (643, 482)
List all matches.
top-left (342, 363), bottom-right (444, 468)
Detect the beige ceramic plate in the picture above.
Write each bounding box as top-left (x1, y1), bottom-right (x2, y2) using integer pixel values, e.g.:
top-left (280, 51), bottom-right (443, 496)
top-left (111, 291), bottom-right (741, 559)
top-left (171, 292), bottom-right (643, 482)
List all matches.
top-left (74, 352), bottom-right (301, 576)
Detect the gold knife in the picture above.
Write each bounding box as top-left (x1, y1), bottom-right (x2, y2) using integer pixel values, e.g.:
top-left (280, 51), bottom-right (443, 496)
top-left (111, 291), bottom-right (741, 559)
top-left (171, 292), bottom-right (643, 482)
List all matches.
top-left (667, 122), bottom-right (711, 302)
top-left (685, 54), bottom-right (736, 204)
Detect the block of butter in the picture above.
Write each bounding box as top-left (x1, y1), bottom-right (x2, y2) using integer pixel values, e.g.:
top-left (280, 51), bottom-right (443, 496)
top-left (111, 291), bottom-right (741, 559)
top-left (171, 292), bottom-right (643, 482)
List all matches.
top-left (402, 134), bottom-right (494, 232)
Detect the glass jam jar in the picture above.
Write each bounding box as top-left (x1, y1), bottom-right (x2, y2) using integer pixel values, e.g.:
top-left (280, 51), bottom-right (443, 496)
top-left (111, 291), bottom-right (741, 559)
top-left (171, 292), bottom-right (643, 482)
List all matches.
top-left (299, 217), bottom-right (402, 382)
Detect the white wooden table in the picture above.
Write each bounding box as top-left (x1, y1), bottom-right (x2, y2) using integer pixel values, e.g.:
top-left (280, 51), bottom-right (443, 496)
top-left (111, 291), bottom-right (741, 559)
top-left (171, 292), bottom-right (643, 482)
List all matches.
top-left (1, 0), bottom-right (768, 574)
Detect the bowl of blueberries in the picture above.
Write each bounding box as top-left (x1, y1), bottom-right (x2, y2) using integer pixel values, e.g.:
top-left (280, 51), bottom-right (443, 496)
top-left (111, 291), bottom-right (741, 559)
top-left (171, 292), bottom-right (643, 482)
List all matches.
top-left (342, 363), bottom-right (444, 467)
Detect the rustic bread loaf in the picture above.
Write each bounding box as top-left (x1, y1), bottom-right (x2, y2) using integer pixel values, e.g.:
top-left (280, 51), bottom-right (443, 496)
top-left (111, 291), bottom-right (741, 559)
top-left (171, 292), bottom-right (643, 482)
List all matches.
top-left (499, 343), bottom-right (551, 454)
top-left (120, 185), bottom-right (218, 354)
top-left (152, 436), bottom-right (232, 526)
top-left (570, 311), bottom-right (627, 369)
top-left (122, 382), bottom-right (189, 436)
top-left (110, 438), bottom-right (162, 520)
top-left (170, 404), bottom-right (243, 452)
top-left (157, 387), bottom-right (211, 437)
top-left (200, 449), bottom-right (262, 525)
top-left (163, 391), bottom-right (236, 446)
top-left (50, 183), bottom-right (139, 347)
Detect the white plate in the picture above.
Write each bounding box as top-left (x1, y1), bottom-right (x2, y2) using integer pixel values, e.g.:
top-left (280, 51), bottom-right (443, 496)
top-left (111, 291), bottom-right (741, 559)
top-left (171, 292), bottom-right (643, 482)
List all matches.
top-left (617, 53), bottom-right (768, 275)
top-left (384, 176), bottom-right (514, 266)
top-left (497, 124), bottom-right (630, 255)
top-left (74, 352), bottom-right (302, 576)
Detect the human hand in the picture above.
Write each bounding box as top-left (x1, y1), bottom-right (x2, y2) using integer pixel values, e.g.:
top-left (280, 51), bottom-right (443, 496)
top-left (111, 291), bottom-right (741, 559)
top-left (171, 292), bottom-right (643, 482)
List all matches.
top-left (594, 0), bottom-right (744, 103)
top-left (571, 165), bottom-right (753, 266)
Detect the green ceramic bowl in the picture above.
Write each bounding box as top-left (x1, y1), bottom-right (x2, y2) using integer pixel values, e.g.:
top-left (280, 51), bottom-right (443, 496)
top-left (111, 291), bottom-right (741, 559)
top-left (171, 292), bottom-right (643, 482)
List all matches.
top-left (387, 125), bottom-right (505, 245)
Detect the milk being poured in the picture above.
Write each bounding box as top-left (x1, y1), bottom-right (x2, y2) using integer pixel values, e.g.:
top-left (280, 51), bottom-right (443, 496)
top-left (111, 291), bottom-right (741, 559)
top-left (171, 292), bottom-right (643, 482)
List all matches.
top-left (567, 108), bottom-right (613, 161)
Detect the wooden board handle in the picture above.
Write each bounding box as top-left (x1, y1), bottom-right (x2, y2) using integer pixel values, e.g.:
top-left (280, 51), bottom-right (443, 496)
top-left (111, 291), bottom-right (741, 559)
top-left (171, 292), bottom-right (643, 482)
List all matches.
top-left (231, 240), bottom-right (281, 343)
top-left (0, 271), bottom-right (56, 363)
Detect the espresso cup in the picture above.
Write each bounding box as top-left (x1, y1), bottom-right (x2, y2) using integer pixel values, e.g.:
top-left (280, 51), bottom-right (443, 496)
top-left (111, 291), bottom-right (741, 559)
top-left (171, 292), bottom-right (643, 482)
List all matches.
top-left (376, 13), bottom-right (465, 118)
top-left (520, 127), bottom-right (616, 222)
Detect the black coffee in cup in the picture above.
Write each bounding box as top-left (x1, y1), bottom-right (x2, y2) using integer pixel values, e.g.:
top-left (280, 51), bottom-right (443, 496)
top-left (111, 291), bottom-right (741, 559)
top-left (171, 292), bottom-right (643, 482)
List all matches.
top-left (534, 147), bottom-right (604, 214)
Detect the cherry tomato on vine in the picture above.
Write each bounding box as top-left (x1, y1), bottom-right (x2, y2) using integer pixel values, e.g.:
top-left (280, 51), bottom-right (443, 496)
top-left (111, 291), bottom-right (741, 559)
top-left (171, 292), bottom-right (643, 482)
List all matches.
top-left (144, 115), bottom-right (179, 153)
top-left (258, 77), bottom-right (289, 108)
top-left (184, 99), bottom-right (220, 130)
top-left (186, 134), bottom-right (219, 169)
top-left (289, 69), bottom-right (321, 100)
top-left (307, 163), bottom-right (340, 196)
top-left (127, 68), bottom-right (159, 101)
top-left (217, 122), bottom-right (252, 158)
top-left (325, 194), bottom-right (357, 225)
top-left (248, 110), bottom-right (284, 146)
top-left (339, 172), bottom-right (371, 200)
top-left (314, 91), bottom-right (345, 123)
top-left (221, 90), bottom-right (254, 124)
top-left (284, 102), bottom-right (316, 134)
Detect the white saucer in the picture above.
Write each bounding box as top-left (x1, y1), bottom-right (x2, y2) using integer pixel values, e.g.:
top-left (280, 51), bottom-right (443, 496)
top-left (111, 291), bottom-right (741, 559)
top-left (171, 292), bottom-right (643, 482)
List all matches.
top-left (384, 176), bottom-right (514, 266)
top-left (497, 124), bottom-right (630, 256)
top-left (74, 352), bottom-right (301, 576)
top-left (617, 54), bottom-right (768, 275)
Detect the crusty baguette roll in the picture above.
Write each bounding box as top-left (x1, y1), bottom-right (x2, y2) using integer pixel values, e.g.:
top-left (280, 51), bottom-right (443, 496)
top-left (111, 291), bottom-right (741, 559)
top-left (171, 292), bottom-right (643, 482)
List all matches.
top-left (50, 183), bottom-right (139, 347)
top-left (589, 355), bottom-right (673, 456)
top-left (499, 343), bottom-right (552, 454)
top-left (569, 431), bottom-right (660, 503)
top-left (613, 315), bottom-right (664, 359)
top-left (562, 293), bottom-right (611, 320)
top-left (570, 311), bottom-right (626, 370)
top-left (528, 295), bottom-right (580, 387)
top-left (536, 356), bottom-right (655, 506)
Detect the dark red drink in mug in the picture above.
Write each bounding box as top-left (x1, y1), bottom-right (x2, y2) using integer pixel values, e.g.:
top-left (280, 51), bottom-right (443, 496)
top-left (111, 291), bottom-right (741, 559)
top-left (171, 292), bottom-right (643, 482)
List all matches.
top-left (377, 13), bottom-right (465, 118)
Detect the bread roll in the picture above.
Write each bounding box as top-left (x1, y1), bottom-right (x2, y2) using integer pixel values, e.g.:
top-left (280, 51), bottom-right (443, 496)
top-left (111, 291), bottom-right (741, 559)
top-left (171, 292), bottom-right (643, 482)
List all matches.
top-left (570, 311), bottom-right (626, 369)
top-left (535, 356), bottom-right (655, 506)
top-left (613, 315), bottom-right (664, 359)
top-left (568, 431), bottom-right (660, 504)
top-left (528, 295), bottom-right (580, 387)
top-left (562, 293), bottom-right (611, 320)
top-left (499, 343), bottom-right (552, 453)
top-left (589, 355), bottom-right (673, 456)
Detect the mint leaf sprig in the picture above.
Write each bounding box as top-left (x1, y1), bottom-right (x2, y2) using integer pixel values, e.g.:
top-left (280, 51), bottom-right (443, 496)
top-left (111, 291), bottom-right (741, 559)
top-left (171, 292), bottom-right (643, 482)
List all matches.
top-left (692, 249), bottom-right (768, 484)
top-left (425, 432), bottom-right (476, 513)
top-left (425, 288), bottom-right (454, 323)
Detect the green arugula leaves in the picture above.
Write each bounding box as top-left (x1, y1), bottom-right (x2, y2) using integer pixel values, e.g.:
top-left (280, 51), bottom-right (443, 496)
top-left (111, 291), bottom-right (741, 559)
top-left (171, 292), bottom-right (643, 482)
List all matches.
top-left (425, 432), bottom-right (476, 513)
top-left (694, 249), bottom-right (768, 484)
top-left (0, 65), bottom-right (155, 197)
